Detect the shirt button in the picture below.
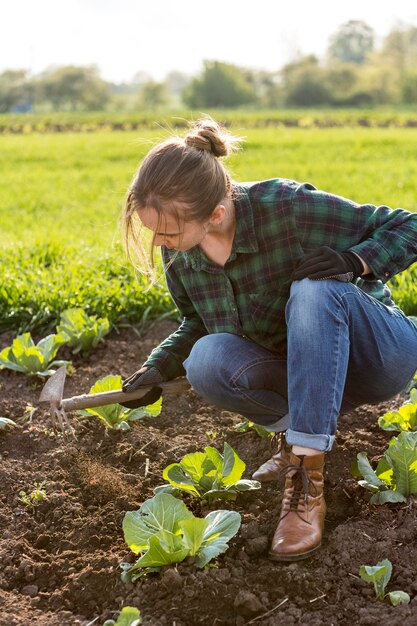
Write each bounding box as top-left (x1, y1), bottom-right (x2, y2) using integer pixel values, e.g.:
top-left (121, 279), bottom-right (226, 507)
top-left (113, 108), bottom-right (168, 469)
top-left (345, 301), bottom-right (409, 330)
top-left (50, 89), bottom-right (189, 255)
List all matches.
top-left (232, 307), bottom-right (236, 312)
top-left (384, 272), bottom-right (389, 277)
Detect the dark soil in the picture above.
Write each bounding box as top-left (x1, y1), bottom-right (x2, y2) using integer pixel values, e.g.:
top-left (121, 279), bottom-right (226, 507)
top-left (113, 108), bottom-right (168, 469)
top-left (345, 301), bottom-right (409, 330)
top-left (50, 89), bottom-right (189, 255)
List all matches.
top-left (1, 321), bottom-right (416, 626)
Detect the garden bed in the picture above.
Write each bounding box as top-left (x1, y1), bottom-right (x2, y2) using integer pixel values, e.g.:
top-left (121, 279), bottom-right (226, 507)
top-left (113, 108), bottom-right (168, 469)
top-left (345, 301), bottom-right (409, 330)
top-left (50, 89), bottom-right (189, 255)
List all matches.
top-left (0, 321), bottom-right (416, 626)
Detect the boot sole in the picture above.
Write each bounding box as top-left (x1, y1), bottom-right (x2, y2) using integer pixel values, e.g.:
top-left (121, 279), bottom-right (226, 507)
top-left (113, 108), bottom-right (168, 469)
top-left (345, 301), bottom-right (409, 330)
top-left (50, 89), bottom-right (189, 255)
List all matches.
top-left (268, 544), bottom-right (321, 562)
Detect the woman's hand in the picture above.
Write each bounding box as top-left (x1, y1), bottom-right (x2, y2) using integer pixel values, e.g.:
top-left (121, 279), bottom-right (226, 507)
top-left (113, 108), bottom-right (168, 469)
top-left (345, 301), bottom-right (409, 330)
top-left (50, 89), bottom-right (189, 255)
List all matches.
top-left (120, 366), bottom-right (166, 409)
top-left (292, 246), bottom-right (365, 281)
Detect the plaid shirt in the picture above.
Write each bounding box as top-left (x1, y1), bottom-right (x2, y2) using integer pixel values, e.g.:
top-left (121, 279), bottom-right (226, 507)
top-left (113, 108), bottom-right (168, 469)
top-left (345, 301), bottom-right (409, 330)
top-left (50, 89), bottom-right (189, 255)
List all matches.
top-left (145, 178), bottom-right (417, 378)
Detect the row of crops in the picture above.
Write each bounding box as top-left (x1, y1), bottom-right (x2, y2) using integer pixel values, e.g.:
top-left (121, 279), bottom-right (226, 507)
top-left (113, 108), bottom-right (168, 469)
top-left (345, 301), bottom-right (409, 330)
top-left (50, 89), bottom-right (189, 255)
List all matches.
top-left (2, 108), bottom-right (417, 134)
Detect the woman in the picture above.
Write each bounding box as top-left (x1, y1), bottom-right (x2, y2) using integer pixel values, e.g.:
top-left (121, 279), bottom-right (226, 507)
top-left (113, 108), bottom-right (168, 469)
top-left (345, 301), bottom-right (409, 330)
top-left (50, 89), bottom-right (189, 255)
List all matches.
top-left (121, 117), bottom-right (417, 561)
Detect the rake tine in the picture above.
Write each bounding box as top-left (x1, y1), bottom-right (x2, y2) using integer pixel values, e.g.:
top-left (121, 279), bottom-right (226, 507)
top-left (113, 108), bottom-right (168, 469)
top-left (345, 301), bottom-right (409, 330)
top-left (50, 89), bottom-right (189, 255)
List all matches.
top-left (51, 407), bottom-right (75, 438)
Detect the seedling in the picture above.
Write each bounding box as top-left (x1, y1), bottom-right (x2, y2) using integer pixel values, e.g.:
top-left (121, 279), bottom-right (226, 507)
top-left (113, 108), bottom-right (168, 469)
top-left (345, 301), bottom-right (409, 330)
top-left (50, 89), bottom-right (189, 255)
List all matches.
top-left (0, 332), bottom-right (70, 377)
top-left (23, 403), bottom-right (37, 423)
top-left (378, 389), bottom-right (417, 432)
top-left (155, 442), bottom-right (261, 504)
top-left (57, 307), bottom-right (110, 355)
top-left (354, 431), bottom-right (417, 504)
top-left (359, 559), bottom-right (410, 605)
top-left (103, 606), bottom-right (142, 626)
top-left (234, 418), bottom-right (274, 439)
top-left (121, 493), bottom-right (241, 580)
top-left (77, 375), bottom-right (162, 430)
top-left (19, 481), bottom-right (48, 509)
top-left (0, 417), bottom-right (17, 430)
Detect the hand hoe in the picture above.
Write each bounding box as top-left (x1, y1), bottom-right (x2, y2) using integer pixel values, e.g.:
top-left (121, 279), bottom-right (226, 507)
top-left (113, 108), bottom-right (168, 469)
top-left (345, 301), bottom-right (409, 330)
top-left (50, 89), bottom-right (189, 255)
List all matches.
top-left (39, 365), bottom-right (190, 434)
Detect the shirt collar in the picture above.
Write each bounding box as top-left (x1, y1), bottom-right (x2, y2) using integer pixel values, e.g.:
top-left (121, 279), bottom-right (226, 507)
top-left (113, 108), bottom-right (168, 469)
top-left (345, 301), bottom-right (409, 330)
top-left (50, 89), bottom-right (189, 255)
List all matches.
top-left (182, 183), bottom-right (258, 271)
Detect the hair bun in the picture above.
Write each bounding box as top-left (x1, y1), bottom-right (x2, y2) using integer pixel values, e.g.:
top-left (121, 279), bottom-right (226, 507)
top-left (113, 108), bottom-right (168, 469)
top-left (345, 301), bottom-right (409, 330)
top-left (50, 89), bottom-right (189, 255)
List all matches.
top-left (184, 118), bottom-right (232, 157)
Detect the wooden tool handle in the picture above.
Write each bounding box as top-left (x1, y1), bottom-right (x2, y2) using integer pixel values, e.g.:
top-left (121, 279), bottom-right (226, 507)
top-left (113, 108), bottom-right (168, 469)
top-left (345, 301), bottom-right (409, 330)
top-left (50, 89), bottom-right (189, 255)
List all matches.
top-left (61, 377), bottom-right (191, 411)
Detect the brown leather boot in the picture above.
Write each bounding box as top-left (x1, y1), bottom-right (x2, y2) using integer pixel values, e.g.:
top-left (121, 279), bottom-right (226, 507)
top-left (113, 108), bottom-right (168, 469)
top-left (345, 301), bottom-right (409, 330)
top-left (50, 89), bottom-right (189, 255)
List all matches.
top-left (252, 433), bottom-right (291, 482)
top-left (269, 451), bottom-right (326, 561)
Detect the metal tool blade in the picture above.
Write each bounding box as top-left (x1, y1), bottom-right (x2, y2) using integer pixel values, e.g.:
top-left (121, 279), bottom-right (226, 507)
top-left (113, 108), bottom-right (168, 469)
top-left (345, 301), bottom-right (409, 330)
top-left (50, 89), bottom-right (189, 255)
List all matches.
top-left (39, 365), bottom-right (67, 407)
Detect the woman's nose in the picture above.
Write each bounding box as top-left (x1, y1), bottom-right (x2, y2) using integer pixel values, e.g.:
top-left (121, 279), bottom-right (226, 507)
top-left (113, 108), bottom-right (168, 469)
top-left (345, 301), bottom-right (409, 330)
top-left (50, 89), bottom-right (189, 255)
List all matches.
top-left (154, 235), bottom-right (166, 246)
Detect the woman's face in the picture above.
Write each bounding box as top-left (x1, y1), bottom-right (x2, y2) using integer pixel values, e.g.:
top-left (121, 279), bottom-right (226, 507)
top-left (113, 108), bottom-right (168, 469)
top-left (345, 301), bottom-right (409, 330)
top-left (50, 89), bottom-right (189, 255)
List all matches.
top-left (138, 207), bottom-right (208, 252)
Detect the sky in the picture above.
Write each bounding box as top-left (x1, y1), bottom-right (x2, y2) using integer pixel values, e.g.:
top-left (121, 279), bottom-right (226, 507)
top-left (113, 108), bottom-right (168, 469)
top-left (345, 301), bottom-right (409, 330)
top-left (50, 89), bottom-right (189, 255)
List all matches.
top-left (2, 0), bottom-right (417, 83)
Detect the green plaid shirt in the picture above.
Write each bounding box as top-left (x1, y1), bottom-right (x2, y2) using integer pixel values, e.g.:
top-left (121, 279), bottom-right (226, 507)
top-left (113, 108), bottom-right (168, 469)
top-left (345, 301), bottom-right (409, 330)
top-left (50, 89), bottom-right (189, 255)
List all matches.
top-left (145, 178), bottom-right (417, 378)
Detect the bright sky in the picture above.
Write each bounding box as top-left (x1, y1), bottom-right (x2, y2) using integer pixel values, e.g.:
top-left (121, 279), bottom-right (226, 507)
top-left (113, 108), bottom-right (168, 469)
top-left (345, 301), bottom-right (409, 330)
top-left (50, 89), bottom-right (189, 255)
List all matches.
top-left (3, 0), bottom-right (417, 82)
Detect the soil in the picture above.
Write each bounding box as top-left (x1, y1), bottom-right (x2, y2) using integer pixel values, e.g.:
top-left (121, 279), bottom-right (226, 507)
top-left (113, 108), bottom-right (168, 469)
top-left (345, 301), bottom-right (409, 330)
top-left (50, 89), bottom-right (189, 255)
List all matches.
top-left (1, 321), bottom-right (416, 626)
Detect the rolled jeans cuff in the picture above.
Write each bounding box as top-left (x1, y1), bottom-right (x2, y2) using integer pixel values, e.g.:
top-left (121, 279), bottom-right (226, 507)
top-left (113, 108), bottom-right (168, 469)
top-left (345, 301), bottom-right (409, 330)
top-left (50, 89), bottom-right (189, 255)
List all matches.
top-left (262, 413), bottom-right (291, 433)
top-left (285, 429), bottom-right (336, 452)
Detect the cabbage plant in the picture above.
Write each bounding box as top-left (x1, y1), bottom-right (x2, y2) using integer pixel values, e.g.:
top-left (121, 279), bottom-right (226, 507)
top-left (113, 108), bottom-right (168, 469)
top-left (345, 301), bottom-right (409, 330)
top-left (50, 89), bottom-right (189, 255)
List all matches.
top-left (121, 493), bottom-right (241, 580)
top-left (355, 431), bottom-right (417, 504)
top-left (155, 442), bottom-right (261, 504)
top-left (234, 418), bottom-right (273, 438)
top-left (378, 389), bottom-right (417, 432)
top-left (77, 374), bottom-right (162, 430)
top-left (0, 332), bottom-right (70, 377)
top-left (57, 307), bottom-right (110, 355)
top-left (103, 607), bottom-right (142, 626)
top-left (359, 559), bottom-right (410, 606)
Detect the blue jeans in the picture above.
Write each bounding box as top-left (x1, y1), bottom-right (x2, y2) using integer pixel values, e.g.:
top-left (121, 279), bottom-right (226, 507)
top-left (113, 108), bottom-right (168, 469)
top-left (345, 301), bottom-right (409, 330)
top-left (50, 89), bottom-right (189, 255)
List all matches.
top-left (183, 279), bottom-right (417, 452)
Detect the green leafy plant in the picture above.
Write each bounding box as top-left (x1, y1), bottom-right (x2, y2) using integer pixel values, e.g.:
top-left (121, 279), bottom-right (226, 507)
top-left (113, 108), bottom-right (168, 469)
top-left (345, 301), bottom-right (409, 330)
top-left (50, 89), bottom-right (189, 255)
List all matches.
top-left (354, 431), bottom-right (417, 504)
top-left (154, 442), bottom-right (261, 504)
top-left (121, 493), bottom-right (241, 580)
top-left (103, 606), bottom-right (142, 626)
top-left (378, 389), bottom-right (417, 432)
top-left (57, 307), bottom-right (110, 355)
top-left (0, 332), bottom-right (70, 377)
top-left (19, 481), bottom-right (47, 509)
top-left (78, 375), bottom-right (162, 430)
top-left (234, 418), bottom-right (274, 439)
top-left (359, 559), bottom-right (410, 606)
top-left (0, 417), bottom-right (17, 430)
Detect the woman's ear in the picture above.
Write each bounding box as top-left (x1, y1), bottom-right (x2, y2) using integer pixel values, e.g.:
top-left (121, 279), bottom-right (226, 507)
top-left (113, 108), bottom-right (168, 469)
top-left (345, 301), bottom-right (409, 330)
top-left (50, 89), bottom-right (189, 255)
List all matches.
top-left (209, 204), bottom-right (226, 226)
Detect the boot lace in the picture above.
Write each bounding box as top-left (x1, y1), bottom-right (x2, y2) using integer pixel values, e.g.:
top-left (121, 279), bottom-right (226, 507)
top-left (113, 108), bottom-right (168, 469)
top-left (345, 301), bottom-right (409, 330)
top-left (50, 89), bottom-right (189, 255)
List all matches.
top-left (271, 431), bottom-right (284, 450)
top-left (279, 461), bottom-right (319, 524)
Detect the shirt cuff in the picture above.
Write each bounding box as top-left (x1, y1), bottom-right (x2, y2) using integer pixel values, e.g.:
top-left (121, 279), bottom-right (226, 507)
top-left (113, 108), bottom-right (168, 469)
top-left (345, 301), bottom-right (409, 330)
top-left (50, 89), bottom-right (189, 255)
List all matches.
top-left (144, 348), bottom-right (185, 380)
top-left (349, 241), bottom-right (394, 282)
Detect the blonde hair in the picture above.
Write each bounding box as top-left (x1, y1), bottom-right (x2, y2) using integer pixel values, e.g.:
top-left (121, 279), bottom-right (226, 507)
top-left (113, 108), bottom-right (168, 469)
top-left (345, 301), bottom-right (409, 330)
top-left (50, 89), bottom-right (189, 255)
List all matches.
top-left (122, 116), bottom-right (242, 281)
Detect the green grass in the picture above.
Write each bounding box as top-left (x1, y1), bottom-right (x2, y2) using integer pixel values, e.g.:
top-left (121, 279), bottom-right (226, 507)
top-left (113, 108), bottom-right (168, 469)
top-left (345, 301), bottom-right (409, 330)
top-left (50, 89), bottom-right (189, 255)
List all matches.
top-left (1, 116), bottom-right (417, 334)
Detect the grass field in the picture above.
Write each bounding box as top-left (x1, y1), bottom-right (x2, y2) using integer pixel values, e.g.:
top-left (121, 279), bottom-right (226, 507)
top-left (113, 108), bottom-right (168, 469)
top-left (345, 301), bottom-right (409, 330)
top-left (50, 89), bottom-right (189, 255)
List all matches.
top-left (1, 113), bottom-right (417, 334)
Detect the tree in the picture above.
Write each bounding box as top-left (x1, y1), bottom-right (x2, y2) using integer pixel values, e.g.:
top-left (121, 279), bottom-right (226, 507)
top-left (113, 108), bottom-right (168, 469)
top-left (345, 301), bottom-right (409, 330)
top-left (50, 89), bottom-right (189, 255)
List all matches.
top-left (139, 80), bottom-right (169, 109)
top-left (0, 70), bottom-right (33, 113)
top-left (321, 62), bottom-right (378, 106)
top-left (281, 56), bottom-right (331, 107)
top-left (243, 68), bottom-right (282, 107)
top-left (327, 20), bottom-right (375, 64)
top-left (401, 72), bottom-right (417, 104)
top-left (364, 25), bottom-right (417, 104)
top-left (39, 65), bottom-right (110, 111)
top-left (182, 60), bottom-right (258, 108)
top-left (381, 25), bottom-right (417, 75)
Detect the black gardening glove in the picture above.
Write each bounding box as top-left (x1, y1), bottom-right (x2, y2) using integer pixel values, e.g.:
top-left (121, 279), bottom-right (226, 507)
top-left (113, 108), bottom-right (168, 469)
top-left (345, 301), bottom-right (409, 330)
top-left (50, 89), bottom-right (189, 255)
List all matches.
top-left (292, 246), bottom-right (364, 282)
top-left (120, 366), bottom-right (167, 409)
